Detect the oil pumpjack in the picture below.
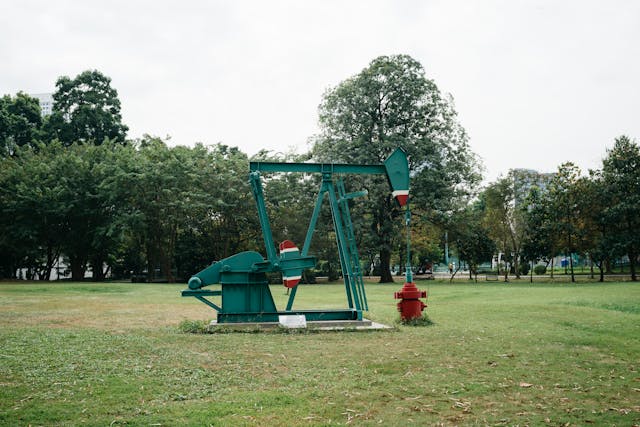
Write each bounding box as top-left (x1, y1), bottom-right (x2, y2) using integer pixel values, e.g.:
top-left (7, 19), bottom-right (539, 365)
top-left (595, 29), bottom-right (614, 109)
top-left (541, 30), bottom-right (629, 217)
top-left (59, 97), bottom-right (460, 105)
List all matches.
top-left (181, 148), bottom-right (411, 325)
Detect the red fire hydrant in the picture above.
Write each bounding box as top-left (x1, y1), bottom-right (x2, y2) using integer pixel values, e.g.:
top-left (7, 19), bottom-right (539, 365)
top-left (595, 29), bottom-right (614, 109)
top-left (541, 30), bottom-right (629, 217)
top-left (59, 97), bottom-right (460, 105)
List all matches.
top-left (394, 281), bottom-right (427, 321)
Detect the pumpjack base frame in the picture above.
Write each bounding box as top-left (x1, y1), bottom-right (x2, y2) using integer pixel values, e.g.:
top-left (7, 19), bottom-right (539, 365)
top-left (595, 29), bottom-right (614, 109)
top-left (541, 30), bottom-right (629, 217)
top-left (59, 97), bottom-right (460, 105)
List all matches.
top-left (181, 288), bottom-right (366, 324)
top-left (217, 309), bottom-right (362, 324)
top-left (207, 318), bottom-right (392, 332)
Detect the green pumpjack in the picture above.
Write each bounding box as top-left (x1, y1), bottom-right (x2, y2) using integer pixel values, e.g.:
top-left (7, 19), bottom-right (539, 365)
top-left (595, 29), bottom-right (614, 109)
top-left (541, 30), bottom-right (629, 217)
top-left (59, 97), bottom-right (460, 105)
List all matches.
top-left (182, 148), bottom-right (410, 324)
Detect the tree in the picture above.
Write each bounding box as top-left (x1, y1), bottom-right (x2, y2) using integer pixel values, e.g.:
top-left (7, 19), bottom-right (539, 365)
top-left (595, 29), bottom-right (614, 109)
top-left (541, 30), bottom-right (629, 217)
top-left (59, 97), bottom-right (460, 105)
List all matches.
top-left (312, 55), bottom-right (481, 282)
top-left (408, 213), bottom-right (443, 274)
top-left (0, 143), bottom-right (69, 279)
top-left (119, 137), bottom-right (194, 282)
top-left (601, 135), bottom-right (640, 281)
top-left (45, 70), bottom-right (128, 145)
top-left (547, 163), bottom-right (582, 282)
top-left (0, 92), bottom-right (42, 156)
top-left (176, 143), bottom-right (259, 278)
top-left (482, 171), bottom-right (530, 281)
top-left (118, 138), bottom-right (257, 282)
top-left (56, 143), bottom-right (130, 280)
top-left (520, 185), bottom-right (556, 277)
top-left (451, 203), bottom-right (495, 281)
top-left (578, 170), bottom-right (617, 282)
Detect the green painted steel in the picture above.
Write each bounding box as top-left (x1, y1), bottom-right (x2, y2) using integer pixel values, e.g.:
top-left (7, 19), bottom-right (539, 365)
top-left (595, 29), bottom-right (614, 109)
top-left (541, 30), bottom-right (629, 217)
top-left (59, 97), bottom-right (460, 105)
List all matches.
top-left (285, 186), bottom-right (326, 311)
top-left (217, 309), bottom-right (361, 323)
top-left (250, 173), bottom-right (278, 263)
top-left (182, 147), bottom-right (410, 325)
top-left (336, 179), bottom-right (368, 311)
top-left (250, 162), bottom-right (387, 175)
top-left (326, 177), bottom-right (361, 311)
top-left (404, 205), bottom-right (413, 283)
top-left (222, 283), bottom-right (277, 314)
top-left (194, 296), bottom-right (222, 312)
top-left (384, 148), bottom-right (410, 195)
top-left (181, 289), bottom-right (222, 296)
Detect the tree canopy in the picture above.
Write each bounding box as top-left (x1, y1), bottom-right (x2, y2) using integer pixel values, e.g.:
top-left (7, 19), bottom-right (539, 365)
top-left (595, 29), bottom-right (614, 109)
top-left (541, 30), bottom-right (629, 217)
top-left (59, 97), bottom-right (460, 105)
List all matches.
top-left (1, 66), bottom-right (639, 283)
top-left (0, 92), bottom-right (42, 156)
top-left (601, 135), bottom-right (640, 280)
top-left (45, 70), bottom-right (128, 145)
top-left (313, 54), bottom-right (481, 281)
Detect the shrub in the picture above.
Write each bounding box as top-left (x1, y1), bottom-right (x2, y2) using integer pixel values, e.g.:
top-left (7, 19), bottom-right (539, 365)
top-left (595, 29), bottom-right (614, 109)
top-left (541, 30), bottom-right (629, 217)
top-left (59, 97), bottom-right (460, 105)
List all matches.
top-left (302, 269), bottom-right (316, 284)
top-left (534, 264), bottom-right (547, 275)
top-left (178, 319), bottom-right (209, 334)
top-left (519, 263), bottom-right (530, 276)
top-left (397, 314), bottom-right (435, 326)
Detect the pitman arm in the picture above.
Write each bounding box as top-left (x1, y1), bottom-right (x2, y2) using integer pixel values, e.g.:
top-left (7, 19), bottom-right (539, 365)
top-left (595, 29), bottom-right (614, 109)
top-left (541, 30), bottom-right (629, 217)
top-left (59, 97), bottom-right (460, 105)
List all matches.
top-left (187, 250), bottom-right (315, 290)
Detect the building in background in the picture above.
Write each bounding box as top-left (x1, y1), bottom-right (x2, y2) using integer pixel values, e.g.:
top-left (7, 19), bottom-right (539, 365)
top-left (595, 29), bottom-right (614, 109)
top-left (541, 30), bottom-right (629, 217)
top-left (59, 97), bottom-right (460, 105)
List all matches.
top-left (510, 168), bottom-right (554, 207)
top-left (30, 93), bottom-right (53, 116)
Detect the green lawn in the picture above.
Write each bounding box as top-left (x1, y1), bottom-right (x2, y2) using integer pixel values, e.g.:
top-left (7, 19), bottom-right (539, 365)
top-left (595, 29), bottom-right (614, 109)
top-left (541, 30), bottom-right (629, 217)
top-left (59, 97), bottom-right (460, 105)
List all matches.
top-left (1, 280), bottom-right (639, 425)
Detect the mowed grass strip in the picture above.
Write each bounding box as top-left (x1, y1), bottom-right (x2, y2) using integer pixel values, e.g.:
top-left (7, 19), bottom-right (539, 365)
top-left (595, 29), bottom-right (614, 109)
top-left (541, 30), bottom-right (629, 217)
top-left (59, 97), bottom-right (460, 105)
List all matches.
top-left (0, 280), bottom-right (638, 426)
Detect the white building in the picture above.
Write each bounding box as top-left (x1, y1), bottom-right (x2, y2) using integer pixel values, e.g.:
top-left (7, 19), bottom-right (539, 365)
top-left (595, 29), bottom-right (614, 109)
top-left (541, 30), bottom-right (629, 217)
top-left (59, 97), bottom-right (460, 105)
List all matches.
top-left (30, 93), bottom-right (53, 116)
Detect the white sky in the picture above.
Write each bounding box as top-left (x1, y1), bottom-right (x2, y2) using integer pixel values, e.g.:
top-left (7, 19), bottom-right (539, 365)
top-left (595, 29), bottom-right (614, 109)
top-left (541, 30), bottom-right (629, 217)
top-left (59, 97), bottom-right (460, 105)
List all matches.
top-left (2, 0), bottom-right (639, 181)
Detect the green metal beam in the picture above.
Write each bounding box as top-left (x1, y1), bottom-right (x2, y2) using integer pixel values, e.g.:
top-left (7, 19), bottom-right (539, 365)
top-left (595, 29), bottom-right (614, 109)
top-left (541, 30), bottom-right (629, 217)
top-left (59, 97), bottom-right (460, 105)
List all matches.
top-left (286, 184), bottom-right (328, 312)
top-left (182, 289), bottom-right (222, 297)
top-left (326, 178), bottom-right (361, 312)
top-left (249, 172), bottom-right (278, 263)
top-left (250, 162), bottom-right (387, 175)
top-left (194, 296), bottom-right (222, 312)
top-left (217, 309), bottom-right (361, 323)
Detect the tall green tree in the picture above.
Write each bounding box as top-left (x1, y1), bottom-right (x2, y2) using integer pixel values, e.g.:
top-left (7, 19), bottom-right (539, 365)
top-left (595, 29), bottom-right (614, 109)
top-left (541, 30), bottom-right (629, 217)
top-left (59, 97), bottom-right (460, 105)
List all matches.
top-left (0, 92), bottom-right (42, 156)
top-left (601, 135), bottom-right (640, 281)
top-left (482, 171), bottom-right (530, 280)
top-left (547, 162), bottom-right (583, 282)
top-left (520, 185), bottom-right (556, 274)
top-left (312, 54), bottom-right (481, 282)
top-left (119, 137), bottom-right (194, 282)
top-left (451, 202), bottom-right (495, 281)
top-left (56, 143), bottom-right (129, 280)
top-left (174, 143), bottom-right (259, 279)
top-left (45, 70), bottom-right (128, 145)
top-left (118, 138), bottom-right (257, 282)
top-left (0, 143), bottom-right (69, 279)
top-left (578, 170), bottom-right (618, 281)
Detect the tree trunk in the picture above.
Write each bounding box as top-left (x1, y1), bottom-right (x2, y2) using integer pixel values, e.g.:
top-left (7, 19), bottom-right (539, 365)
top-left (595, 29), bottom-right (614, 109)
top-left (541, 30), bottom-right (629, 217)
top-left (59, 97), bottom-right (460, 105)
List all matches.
top-left (91, 257), bottom-right (106, 281)
top-left (146, 251), bottom-right (154, 282)
top-left (449, 264), bottom-right (461, 283)
top-left (530, 260), bottom-right (533, 283)
top-left (569, 252), bottom-right (575, 283)
top-left (378, 246), bottom-right (394, 283)
top-left (511, 237), bottom-right (521, 279)
top-left (630, 250), bottom-right (637, 281)
top-left (70, 254), bottom-right (87, 281)
top-left (550, 257), bottom-right (554, 279)
top-left (597, 260), bottom-right (604, 282)
top-left (42, 245), bottom-right (58, 281)
top-left (605, 258), bottom-right (612, 274)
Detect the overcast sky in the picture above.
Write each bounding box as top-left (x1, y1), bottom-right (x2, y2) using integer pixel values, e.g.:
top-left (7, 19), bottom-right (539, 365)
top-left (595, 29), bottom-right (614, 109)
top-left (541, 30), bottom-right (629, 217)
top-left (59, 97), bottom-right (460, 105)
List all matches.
top-left (2, 1), bottom-right (639, 181)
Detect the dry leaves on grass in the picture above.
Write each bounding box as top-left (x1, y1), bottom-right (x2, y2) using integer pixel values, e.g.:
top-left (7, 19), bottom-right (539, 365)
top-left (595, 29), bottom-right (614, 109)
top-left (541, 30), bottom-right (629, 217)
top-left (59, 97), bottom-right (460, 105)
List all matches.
top-left (449, 398), bottom-right (472, 413)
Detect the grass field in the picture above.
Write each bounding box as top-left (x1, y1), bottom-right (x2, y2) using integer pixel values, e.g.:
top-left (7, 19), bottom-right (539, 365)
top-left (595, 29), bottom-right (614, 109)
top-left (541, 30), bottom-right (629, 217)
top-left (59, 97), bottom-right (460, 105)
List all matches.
top-left (1, 279), bottom-right (639, 426)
